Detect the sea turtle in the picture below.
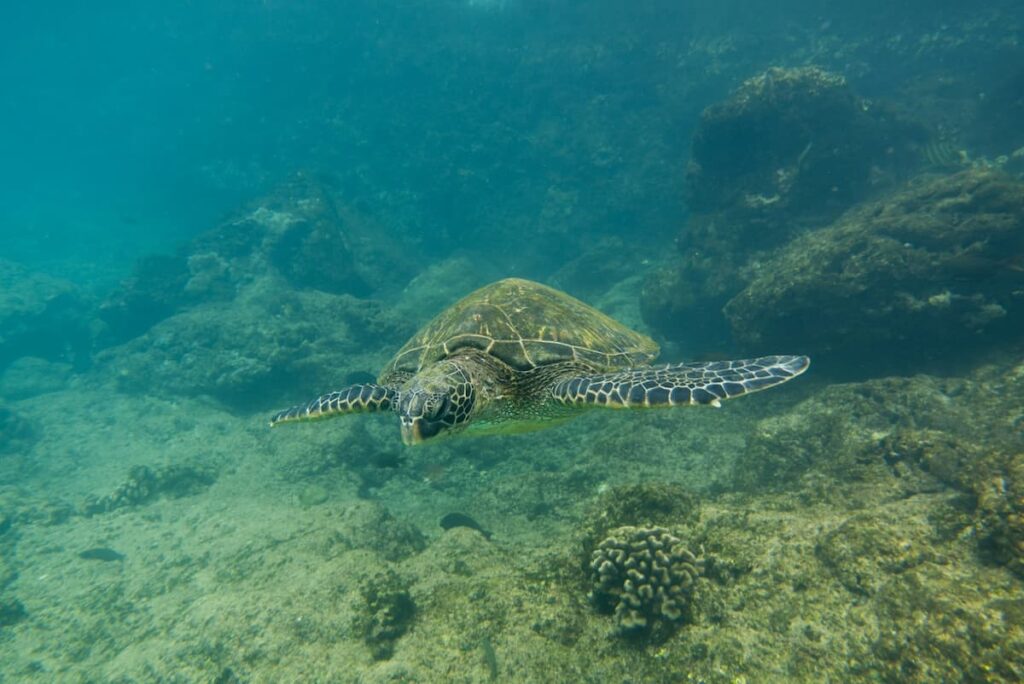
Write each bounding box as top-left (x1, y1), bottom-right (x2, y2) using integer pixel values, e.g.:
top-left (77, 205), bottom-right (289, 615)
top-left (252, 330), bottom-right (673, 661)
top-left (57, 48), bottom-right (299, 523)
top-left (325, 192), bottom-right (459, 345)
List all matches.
top-left (270, 278), bottom-right (809, 445)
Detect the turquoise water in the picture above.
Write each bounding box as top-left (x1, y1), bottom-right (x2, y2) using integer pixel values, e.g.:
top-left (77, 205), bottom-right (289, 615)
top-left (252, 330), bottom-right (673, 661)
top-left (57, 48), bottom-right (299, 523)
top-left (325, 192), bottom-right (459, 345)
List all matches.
top-left (2, 2), bottom-right (1023, 681)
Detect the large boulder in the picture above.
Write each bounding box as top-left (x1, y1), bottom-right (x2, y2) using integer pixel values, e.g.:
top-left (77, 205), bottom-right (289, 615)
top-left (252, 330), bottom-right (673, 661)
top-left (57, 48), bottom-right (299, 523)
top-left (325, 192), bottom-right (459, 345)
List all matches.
top-left (725, 168), bottom-right (1024, 373)
top-left (685, 66), bottom-right (921, 237)
top-left (96, 277), bottom-right (413, 412)
top-left (642, 66), bottom-right (923, 353)
top-left (100, 176), bottom-right (413, 344)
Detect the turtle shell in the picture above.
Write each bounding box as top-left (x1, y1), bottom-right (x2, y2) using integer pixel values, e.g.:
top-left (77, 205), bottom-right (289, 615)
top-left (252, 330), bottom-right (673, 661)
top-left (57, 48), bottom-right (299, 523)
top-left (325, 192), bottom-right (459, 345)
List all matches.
top-left (381, 278), bottom-right (659, 380)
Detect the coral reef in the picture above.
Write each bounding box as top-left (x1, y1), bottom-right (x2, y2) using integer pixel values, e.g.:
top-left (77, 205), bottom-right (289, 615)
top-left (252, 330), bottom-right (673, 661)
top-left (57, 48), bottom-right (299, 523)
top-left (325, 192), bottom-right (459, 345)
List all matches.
top-left (589, 525), bottom-right (704, 635)
top-left (726, 168), bottom-right (1024, 372)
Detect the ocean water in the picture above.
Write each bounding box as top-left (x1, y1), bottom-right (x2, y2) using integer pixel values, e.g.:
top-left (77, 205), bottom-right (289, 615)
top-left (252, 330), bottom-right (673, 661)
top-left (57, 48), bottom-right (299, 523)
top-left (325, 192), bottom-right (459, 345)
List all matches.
top-left (2, 1), bottom-right (1024, 681)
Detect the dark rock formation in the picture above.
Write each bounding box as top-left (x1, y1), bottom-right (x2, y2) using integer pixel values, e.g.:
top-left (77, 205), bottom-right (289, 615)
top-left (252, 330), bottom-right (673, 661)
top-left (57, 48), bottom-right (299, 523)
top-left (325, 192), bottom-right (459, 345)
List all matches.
top-left (0, 597), bottom-right (27, 628)
top-left (96, 277), bottom-right (411, 411)
top-left (725, 168), bottom-right (1024, 373)
top-left (685, 66), bottom-right (920, 229)
top-left (100, 176), bottom-right (413, 345)
top-left (357, 569), bottom-right (415, 660)
top-left (0, 260), bottom-right (94, 371)
top-left (642, 66), bottom-right (924, 353)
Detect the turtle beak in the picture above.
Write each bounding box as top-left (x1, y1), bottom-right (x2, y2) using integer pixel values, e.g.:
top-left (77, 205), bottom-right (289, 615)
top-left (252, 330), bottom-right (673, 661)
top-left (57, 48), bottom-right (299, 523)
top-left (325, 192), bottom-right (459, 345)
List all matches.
top-left (400, 419), bottom-right (424, 446)
top-left (400, 416), bottom-right (444, 445)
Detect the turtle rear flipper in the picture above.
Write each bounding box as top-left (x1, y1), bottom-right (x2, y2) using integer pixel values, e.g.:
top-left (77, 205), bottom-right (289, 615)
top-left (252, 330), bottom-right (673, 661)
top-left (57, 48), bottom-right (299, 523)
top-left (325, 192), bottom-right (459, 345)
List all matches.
top-left (270, 384), bottom-right (396, 426)
top-left (550, 355), bottom-right (809, 408)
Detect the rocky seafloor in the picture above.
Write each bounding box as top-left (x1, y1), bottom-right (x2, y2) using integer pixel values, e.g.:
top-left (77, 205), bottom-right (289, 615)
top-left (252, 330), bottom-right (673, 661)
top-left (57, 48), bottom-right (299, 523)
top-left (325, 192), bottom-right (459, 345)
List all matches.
top-left (1, 244), bottom-right (1023, 682)
top-left (1, 337), bottom-right (1023, 682)
top-left (3, 10), bottom-right (1024, 680)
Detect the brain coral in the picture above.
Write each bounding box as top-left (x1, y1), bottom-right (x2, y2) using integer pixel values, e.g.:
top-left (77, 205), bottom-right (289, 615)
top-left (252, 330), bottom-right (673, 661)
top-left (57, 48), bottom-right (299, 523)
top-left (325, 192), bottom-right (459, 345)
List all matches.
top-left (589, 525), bottom-right (704, 633)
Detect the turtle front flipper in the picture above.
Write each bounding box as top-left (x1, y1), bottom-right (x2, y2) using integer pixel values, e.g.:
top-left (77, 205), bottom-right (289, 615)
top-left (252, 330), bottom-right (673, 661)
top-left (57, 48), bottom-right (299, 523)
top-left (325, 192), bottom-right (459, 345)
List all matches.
top-left (269, 384), bottom-right (396, 426)
top-left (550, 355), bottom-right (809, 409)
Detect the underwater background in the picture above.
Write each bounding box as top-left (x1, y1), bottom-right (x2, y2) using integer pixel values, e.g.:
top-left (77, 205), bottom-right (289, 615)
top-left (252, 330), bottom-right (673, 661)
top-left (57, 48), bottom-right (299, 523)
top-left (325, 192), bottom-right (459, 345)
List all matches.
top-left (2, 0), bottom-right (1024, 681)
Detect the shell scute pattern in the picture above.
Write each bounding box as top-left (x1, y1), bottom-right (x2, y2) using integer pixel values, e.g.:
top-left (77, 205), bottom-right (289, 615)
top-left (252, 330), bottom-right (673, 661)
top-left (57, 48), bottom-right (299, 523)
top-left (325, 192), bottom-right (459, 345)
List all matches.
top-left (381, 278), bottom-right (658, 381)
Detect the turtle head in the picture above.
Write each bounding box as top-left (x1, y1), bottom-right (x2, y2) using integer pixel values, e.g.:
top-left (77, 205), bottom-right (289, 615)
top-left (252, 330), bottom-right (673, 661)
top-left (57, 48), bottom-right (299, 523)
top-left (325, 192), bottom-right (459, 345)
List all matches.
top-left (397, 362), bottom-right (476, 445)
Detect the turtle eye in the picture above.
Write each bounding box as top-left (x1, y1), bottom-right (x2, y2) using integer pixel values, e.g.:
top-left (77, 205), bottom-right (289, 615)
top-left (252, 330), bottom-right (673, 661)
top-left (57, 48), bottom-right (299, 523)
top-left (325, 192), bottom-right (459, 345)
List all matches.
top-left (429, 394), bottom-right (451, 420)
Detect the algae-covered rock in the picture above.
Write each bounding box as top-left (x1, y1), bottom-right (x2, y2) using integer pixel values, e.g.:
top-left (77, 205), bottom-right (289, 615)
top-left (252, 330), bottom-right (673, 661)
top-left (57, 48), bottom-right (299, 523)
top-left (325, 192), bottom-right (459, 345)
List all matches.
top-left (333, 500), bottom-right (426, 563)
top-left (0, 407), bottom-right (37, 458)
top-left (0, 357), bottom-right (73, 400)
top-left (81, 463), bottom-right (216, 515)
top-left (356, 569), bottom-right (416, 660)
top-left (98, 254), bottom-right (191, 344)
top-left (640, 260), bottom-right (736, 353)
top-left (297, 483), bottom-right (330, 507)
top-left (974, 452), bottom-right (1024, 578)
top-left (580, 483), bottom-right (701, 557)
top-left (642, 66), bottom-right (924, 352)
top-left (100, 176), bottom-right (414, 344)
top-left (867, 572), bottom-right (1024, 682)
top-left (0, 260), bottom-right (94, 371)
top-left (730, 365), bottom-right (1024, 498)
top-left (815, 513), bottom-right (934, 596)
top-left (730, 377), bottom-right (956, 501)
top-left (96, 277), bottom-right (411, 411)
top-left (726, 168), bottom-right (1024, 372)
top-left (734, 358), bottom-right (1024, 581)
top-left (685, 66), bottom-right (919, 228)
top-left (389, 257), bottom-right (492, 331)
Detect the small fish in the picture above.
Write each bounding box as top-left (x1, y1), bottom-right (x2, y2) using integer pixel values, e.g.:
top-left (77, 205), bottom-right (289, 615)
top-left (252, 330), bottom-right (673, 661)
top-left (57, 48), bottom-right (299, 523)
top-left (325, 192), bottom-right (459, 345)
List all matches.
top-left (922, 138), bottom-right (965, 168)
top-left (79, 547), bottom-right (125, 562)
top-left (440, 512), bottom-right (493, 539)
